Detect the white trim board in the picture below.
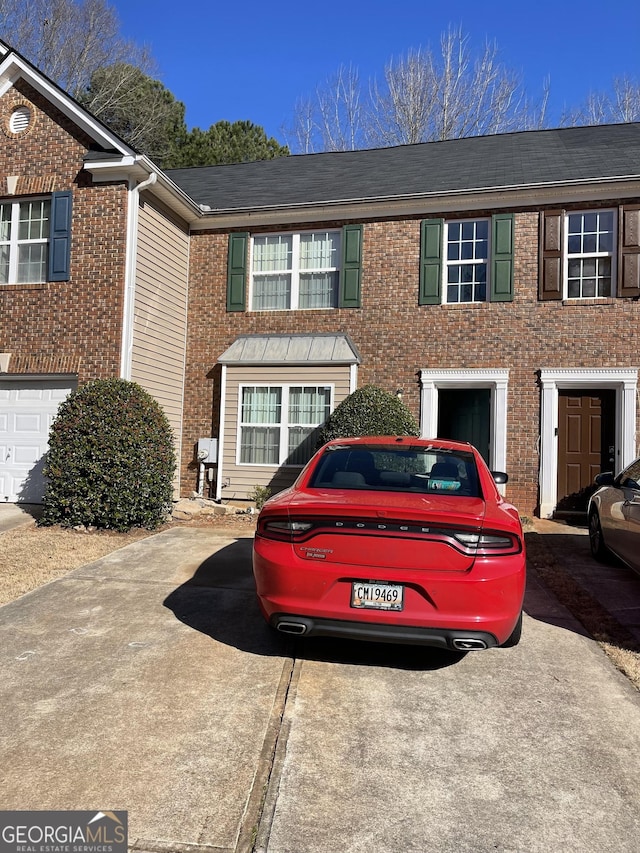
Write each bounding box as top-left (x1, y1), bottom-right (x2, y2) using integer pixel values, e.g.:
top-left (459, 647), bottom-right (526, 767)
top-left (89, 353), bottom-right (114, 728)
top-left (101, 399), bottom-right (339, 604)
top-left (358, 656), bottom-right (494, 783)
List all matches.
top-left (419, 368), bottom-right (509, 476)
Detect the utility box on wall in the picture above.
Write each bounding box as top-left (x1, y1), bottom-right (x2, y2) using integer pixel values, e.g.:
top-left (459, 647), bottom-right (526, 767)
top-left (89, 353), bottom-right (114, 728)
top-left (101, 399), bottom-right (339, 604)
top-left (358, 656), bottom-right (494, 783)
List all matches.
top-left (197, 437), bottom-right (218, 461)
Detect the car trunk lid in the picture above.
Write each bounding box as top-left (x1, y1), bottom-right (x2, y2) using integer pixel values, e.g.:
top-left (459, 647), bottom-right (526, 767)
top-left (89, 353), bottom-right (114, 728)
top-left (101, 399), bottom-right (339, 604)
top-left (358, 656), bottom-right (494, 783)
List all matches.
top-left (283, 491), bottom-right (487, 572)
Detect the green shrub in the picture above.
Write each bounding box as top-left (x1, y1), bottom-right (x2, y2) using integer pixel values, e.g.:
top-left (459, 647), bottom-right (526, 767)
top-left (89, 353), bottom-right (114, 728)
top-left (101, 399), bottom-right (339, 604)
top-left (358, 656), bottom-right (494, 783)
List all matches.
top-left (317, 385), bottom-right (420, 446)
top-left (249, 484), bottom-right (272, 510)
top-left (40, 378), bottom-right (176, 531)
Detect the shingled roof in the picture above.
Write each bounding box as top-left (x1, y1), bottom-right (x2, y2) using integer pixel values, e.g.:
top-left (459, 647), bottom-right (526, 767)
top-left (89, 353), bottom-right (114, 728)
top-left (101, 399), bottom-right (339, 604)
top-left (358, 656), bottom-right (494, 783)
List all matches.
top-left (165, 123), bottom-right (640, 212)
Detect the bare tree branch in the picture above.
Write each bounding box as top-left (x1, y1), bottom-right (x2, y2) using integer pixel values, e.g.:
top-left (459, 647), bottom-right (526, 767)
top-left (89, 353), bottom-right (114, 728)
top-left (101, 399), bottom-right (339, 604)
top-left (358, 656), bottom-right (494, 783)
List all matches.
top-left (611, 77), bottom-right (640, 122)
top-left (286, 64), bottom-right (365, 152)
top-left (367, 48), bottom-right (437, 146)
top-left (563, 76), bottom-right (640, 126)
top-left (77, 63), bottom-right (187, 164)
top-left (0, 0), bottom-right (153, 96)
top-left (318, 64), bottom-right (364, 151)
top-left (289, 27), bottom-right (550, 153)
top-left (286, 96), bottom-right (317, 154)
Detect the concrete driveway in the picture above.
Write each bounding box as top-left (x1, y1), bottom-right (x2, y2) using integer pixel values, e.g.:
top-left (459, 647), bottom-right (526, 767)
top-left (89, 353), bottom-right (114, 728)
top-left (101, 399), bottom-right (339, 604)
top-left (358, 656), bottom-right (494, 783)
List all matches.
top-left (0, 502), bottom-right (41, 531)
top-left (1, 524), bottom-right (640, 853)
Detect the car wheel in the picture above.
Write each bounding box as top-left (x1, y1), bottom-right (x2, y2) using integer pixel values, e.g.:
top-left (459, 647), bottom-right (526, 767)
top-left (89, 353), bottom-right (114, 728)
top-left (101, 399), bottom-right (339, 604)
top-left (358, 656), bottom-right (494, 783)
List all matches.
top-left (501, 611), bottom-right (522, 648)
top-left (588, 508), bottom-right (609, 562)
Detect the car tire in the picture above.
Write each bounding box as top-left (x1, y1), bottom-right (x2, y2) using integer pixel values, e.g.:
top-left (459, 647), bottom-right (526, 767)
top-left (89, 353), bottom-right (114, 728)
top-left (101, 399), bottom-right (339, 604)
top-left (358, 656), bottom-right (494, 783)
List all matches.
top-left (501, 611), bottom-right (522, 648)
top-left (588, 508), bottom-right (609, 562)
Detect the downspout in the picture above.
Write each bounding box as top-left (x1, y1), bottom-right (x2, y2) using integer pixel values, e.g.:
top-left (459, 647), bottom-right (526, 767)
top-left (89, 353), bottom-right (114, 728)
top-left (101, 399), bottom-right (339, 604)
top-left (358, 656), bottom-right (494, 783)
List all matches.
top-left (349, 362), bottom-right (358, 393)
top-left (215, 364), bottom-right (228, 501)
top-left (120, 172), bottom-right (158, 379)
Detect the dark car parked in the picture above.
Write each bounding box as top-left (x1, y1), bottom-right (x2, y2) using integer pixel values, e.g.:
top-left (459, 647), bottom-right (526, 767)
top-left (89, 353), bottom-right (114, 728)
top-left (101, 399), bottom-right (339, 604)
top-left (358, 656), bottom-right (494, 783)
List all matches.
top-left (588, 456), bottom-right (640, 574)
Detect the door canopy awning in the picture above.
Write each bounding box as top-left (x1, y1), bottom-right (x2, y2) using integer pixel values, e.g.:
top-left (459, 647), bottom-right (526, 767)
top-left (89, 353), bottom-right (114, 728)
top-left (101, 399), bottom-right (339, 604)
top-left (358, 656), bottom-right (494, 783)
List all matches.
top-left (218, 333), bottom-right (361, 366)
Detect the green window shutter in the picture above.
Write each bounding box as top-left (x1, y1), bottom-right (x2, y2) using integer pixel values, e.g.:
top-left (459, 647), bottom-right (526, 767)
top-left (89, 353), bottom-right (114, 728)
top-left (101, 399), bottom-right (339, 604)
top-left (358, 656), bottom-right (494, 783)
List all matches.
top-left (48, 190), bottom-right (72, 281)
top-left (491, 213), bottom-right (514, 302)
top-left (419, 219), bottom-right (443, 305)
top-left (227, 232), bottom-right (248, 311)
top-left (339, 224), bottom-right (362, 308)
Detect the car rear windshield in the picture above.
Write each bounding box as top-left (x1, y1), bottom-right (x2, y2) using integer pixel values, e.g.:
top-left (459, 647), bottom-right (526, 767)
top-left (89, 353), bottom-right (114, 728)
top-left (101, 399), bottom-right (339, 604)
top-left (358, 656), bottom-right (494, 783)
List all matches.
top-left (308, 445), bottom-right (480, 497)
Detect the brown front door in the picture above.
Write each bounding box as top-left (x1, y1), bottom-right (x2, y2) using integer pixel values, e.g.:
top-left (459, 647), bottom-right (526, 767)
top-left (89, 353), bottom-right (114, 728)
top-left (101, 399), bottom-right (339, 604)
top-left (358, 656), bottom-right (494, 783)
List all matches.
top-left (557, 389), bottom-right (616, 511)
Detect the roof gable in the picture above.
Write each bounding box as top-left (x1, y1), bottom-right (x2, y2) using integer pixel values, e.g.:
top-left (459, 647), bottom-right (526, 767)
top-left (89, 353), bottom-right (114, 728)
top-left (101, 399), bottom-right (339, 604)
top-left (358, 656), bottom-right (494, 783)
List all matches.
top-left (0, 39), bottom-right (133, 156)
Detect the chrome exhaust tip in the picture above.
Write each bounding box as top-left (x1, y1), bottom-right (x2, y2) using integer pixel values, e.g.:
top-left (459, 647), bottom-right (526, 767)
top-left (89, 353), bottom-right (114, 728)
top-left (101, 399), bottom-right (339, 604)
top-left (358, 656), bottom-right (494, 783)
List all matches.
top-left (452, 637), bottom-right (488, 650)
top-left (276, 621), bottom-right (308, 635)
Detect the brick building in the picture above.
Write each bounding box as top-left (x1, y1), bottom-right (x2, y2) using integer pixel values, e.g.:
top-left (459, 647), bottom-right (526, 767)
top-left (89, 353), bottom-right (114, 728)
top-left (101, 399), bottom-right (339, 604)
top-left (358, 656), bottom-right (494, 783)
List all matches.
top-left (1, 40), bottom-right (639, 518)
top-left (0, 43), bottom-right (194, 501)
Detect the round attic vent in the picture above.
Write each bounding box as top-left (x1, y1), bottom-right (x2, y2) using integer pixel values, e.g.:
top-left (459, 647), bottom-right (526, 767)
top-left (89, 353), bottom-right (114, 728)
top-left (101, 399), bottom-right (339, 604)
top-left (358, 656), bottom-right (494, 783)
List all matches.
top-left (9, 105), bottom-right (31, 134)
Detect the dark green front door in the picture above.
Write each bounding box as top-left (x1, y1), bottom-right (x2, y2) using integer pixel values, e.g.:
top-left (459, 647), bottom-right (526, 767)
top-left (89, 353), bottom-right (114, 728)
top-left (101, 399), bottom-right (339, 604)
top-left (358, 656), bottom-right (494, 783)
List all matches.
top-left (438, 388), bottom-right (491, 464)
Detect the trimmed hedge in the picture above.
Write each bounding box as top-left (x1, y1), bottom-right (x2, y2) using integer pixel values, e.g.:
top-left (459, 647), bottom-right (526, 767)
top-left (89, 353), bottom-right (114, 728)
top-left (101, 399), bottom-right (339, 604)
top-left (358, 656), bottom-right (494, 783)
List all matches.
top-left (40, 379), bottom-right (176, 531)
top-left (317, 385), bottom-right (420, 445)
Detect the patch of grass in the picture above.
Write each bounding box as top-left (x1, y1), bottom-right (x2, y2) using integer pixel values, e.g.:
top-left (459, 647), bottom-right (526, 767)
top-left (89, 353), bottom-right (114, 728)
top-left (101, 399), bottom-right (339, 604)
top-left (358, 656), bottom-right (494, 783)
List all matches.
top-left (0, 523), bottom-right (154, 606)
top-left (0, 515), bottom-right (256, 607)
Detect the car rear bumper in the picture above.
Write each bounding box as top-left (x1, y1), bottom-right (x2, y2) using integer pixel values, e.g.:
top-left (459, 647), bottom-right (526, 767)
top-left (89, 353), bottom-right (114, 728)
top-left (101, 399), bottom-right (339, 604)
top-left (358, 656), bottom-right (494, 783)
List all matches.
top-left (253, 542), bottom-right (525, 647)
top-left (269, 613), bottom-right (500, 650)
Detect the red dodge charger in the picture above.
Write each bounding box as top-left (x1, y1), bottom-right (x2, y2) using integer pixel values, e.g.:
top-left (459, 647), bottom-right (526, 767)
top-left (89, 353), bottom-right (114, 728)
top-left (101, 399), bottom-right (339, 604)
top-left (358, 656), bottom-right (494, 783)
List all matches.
top-left (253, 436), bottom-right (526, 651)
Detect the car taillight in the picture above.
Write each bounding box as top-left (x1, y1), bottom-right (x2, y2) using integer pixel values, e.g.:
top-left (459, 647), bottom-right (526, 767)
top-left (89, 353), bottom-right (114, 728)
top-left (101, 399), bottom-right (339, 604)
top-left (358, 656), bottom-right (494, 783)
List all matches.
top-left (259, 519), bottom-right (314, 541)
top-left (454, 530), bottom-right (521, 556)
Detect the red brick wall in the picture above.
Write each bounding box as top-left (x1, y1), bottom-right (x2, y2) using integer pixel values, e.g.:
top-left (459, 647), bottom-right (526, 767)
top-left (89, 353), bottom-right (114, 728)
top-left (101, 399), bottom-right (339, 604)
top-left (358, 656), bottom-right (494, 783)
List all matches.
top-left (0, 81), bottom-right (128, 382)
top-left (182, 206), bottom-right (640, 515)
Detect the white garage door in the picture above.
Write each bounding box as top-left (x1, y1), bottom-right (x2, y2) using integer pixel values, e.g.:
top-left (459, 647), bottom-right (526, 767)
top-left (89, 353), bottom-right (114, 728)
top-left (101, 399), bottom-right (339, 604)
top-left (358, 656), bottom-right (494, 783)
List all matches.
top-left (0, 378), bottom-right (76, 503)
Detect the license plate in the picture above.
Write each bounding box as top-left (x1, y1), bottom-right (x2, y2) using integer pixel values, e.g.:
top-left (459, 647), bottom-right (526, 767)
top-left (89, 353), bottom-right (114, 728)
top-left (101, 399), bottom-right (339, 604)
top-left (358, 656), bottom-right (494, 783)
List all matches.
top-left (351, 581), bottom-right (404, 611)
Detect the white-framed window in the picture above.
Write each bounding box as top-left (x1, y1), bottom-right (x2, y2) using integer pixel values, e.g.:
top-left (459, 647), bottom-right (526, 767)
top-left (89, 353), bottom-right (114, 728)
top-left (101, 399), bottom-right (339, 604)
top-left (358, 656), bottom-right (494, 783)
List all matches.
top-left (238, 384), bottom-right (332, 465)
top-left (565, 210), bottom-right (615, 298)
top-left (445, 219), bottom-right (489, 303)
top-left (250, 230), bottom-right (340, 310)
top-left (0, 198), bottom-right (50, 284)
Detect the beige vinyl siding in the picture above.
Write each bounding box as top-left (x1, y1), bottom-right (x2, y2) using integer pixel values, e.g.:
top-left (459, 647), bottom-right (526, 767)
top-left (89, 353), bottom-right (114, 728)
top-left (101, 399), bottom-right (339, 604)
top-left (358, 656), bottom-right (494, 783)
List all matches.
top-left (131, 196), bottom-right (189, 494)
top-left (221, 364), bottom-right (353, 501)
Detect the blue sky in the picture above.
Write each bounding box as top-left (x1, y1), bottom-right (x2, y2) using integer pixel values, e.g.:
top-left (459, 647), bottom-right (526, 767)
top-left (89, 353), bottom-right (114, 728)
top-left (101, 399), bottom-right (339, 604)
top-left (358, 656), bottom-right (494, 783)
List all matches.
top-left (113, 0), bottom-right (640, 145)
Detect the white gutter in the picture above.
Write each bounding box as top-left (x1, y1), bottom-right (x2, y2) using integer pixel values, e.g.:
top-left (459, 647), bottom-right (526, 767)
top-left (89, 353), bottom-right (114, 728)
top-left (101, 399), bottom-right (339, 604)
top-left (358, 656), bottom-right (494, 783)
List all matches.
top-left (189, 175), bottom-right (640, 230)
top-left (202, 173), bottom-right (640, 215)
top-left (120, 172), bottom-right (158, 379)
top-left (86, 156), bottom-right (201, 223)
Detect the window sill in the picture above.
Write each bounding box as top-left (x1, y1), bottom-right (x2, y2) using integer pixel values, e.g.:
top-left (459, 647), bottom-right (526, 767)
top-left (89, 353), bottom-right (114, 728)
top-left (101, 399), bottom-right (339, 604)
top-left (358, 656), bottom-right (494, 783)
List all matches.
top-left (248, 307), bottom-right (338, 313)
top-left (237, 462), bottom-right (305, 468)
top-left (438, 301), bottom-right (490, 309)
top-left (0, 281), bottom-right (48, 291)
top-left (561, 297), bottom-right (617, 306)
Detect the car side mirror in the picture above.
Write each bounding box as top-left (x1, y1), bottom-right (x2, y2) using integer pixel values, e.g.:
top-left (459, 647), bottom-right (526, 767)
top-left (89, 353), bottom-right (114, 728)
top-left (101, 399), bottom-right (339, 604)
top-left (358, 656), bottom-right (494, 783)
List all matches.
top-left (491, 471), bottom-right (508, 484)
top-left (594, 472), bottom-right (616, 487)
